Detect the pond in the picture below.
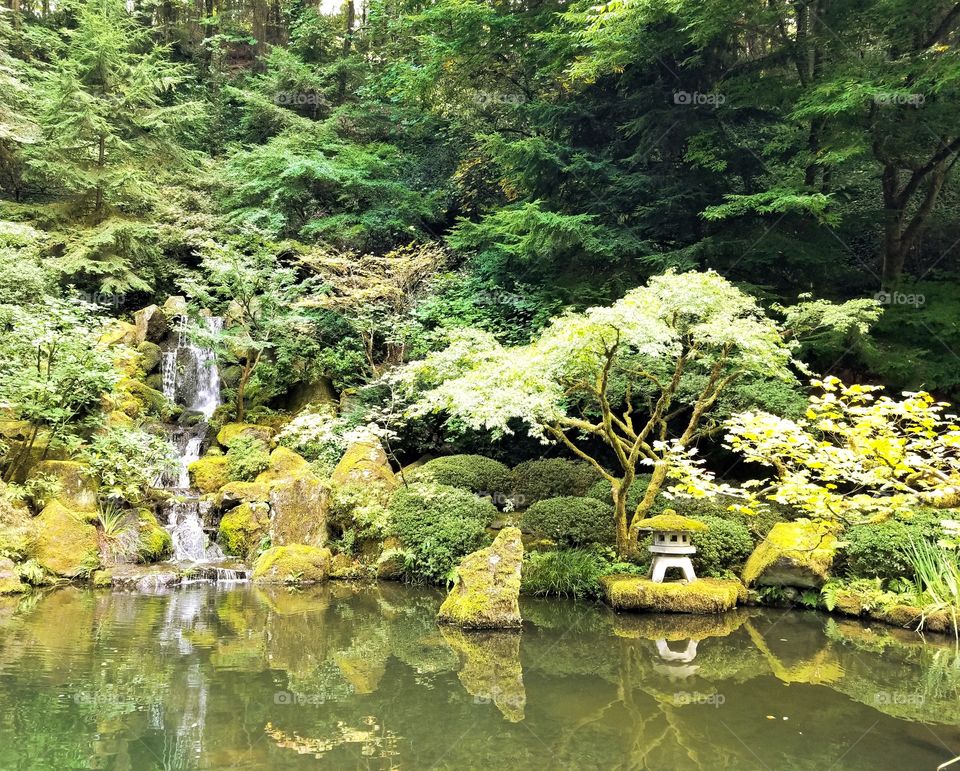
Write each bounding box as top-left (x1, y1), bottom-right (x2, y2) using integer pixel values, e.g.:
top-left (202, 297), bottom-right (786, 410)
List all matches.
top-left (0, 583), bottom-right (958, 769)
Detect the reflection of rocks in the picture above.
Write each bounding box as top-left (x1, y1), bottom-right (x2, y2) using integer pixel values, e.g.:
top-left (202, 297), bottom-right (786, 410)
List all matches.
top-left (745, 619), bottom-right (843, 685)
top-left (440, 627), bottom-right (526, 722)
top-left (613, 609), bottom-right (753, 641)
top-left (438, 527), bottom-right (522, 629)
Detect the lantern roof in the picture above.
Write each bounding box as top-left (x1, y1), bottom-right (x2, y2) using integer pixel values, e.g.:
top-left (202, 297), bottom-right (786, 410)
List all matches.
top-left (639, 510), bottom-right (709, 533)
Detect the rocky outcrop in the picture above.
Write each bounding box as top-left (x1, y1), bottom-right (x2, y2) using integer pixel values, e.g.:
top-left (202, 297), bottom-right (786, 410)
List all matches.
top-left (268, 476), bottom-right (329, 548)
top-left (217, 481), bottom-right (270, 508)
top-left (742, 519), bottom-right (840, 589)
top-left (136, 510), bottom-right (173, 562)
top-left (438, 527), bottom-right (522, 629)
top-left (137, 341), bottom-right (163, 373)
top-left (0, 558), bottom-right (26, 594)
top-left (252, 545), bottom-right (332, 584)
top-left (34, 501), bottom-right (99, 577)
top-left (255, 447), bottom-right (310, 485)
top-left (133, 304), bottom-right (168, 344)
top-left (218, 502), bottom-right (270, 558)
top-left (188, 456), bottom-right (230, 494)
top-left (29, 460), bottom-right (98, 515)
top-left (217, 423), bottom-right (276, 449)
top-left (601, 575), bottom-right (745, 614)
top-left (331, 437), bottom-right (398, 490)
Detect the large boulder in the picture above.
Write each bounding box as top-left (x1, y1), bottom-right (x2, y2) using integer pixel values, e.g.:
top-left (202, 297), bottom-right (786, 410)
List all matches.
top-left (160, 295), bottom-right (188, 318)
top-left (136, 341), bottom-right (163, 374)
top-left (0, 558), bottom-right (26, 595)
top-left (29, 460), bottom-right (98, 515)
top-left (188, 456), bottom-right (230, 494)
top-left (133, 304), bottom-right (168, 344)
top-left (255, 447), bottom-right (310, 485)
top-left (742, 519), bottom-right (840, 589)
top-left (601, 575), bottom-right (745, 614)
top-left (137, 510), bottom-right (173, 563)
top-left (218, 502), bottom-right (270, 558)
top-left (217, 423), bottom-right (276, 449)
top-left (252, 545), bottom-right (331, 584)
top-left (268, 475), bottom-right (329, 548)
top-left (331, 437), bottom-right (398, 490)
top-left (217, 481), bottom-right (271, 509)
top-left (98, 320), bottom-right (138, 347)
top-left (438, 527), bottom-right (523, 629)
top-left (34, 501), bottom-right (100, 577)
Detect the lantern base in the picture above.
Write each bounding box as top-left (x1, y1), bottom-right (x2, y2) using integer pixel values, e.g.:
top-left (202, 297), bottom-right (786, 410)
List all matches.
top-left (650, 555), bottom-right (696, 583)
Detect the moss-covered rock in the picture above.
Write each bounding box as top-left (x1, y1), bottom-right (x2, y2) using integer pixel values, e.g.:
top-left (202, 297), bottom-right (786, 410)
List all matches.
top-left (252, 545), bottom-right (332, 584)
top-left (0, 558), bottom-right (26, 594)
top-left (34, 501), bottom-right (100, 577)
top-left (376, 536), bottom-right (405, 580)
top-left (255, 447), bottom-right (310, 485)
top-left (118, 378), bottom-right (171, 420)
top-left (188, 456), bottom-right (230, 494)
top-left (91, 569), bottom-right (114, 588)
top-left (269, 475), bottom-right (329, 548)
top-left (137, 510), bottom-right (173, 562)
top-left (329, 552), bottom-right (365, 579)
top-left (331, 438), bottom-right (398, 490)
top-left (742, 519), bottom-right (840, 588)
top-left (217, 481), bottom-right (271, 508)
top-left (218, 502), bottom-right (269, 558)
top-left (601, 575), bottom-right (745, 614)
top-left (438, 527), bottom-right (523, 629)
top-left (133, 304), bottom-right (168, 343)
top-left (217, 422), bottom-right (276, 449)
top-left (29, 460), bottom-right (98, 514)
top-left (98, 320), bottom-right (138, 347)
top-left (136, 341), bottom-right (163, 373)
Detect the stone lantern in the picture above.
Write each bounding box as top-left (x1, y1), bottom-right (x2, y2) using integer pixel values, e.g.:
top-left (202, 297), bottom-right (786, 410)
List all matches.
top-left (640, 510), bottom-right (708, 583)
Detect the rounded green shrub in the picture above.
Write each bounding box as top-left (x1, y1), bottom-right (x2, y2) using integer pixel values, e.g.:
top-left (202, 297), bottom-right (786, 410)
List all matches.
top-left (225, 436), bottom-right (271, 482)
top-left (585, 475), bottom-right (669, 516)
top-left (511, 458), bottom-right (601, 506)
top-left (521, 496), bottom-right (615, 547)
top-left (522, 549), bottom-right (606, 599)
top-left (842, 509), bottom-right (944, 582)
top-left (389, 482), bottom-right (497, 583)
top-left (688, 515), bottom-right (754, 577)
top-left (412, 454), bottom-right (512, 500)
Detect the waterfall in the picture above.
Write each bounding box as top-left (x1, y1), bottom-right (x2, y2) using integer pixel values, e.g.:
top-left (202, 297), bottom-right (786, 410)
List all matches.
top-left (155, 314), bottom-right (228, 564)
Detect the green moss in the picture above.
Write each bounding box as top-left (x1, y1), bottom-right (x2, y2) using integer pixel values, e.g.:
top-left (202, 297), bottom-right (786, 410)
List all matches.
top-left (91, 569), bottom-right (114, 588)
top-left (118, 378), bottom-right (172, 420)
top-left (438, 527), bottom-right (523, 628)
top-left (601, 575), bottom-right (745, 614)
top-left (218, 481), bottom-right (271, 507)
top-left (188, 456), bottom-right (230, 494)
top-left (412, 454), bottom-right (510, 497)
top-left (510, 458), bottom-right (600, 505)
top-left (34, 501), bottom-right (100, 577)
top-left (225, 435), bottom-right (271, 482)
top-left (255, 447), bottom-right (309, 484)
top-left (137, 510), bottom-right (172, 562)
top-left (99, 320), bottom-right (138, 347)
top-left (268, 475), bottom-right (329, 547)
top-left (217, 422), bottom-right (276, 448)
top-left (29, 460), bottom-right (98, 514)
top-left (252, 545), bottom-right (332, 584)
top-left (742, 519), bottom-right (840, 588)
top-left (638, 510), bottom-right (709, 533)
top-left (136, 341), bottom-right (163, 373)
top-left (520, 496), bottom-right (614, 547)
top-left (331, 439), bottom-right (398, 489)
top-left (218, 502), bottom-right (270, 558)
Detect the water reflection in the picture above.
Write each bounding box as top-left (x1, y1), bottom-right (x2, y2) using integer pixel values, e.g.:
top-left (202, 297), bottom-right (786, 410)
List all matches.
top-left (0, 585), bottom-right (958, 769)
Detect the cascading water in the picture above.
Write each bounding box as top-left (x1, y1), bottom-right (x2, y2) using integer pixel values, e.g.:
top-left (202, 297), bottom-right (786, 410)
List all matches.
top-left (155, 315), bottom-right (229, 565)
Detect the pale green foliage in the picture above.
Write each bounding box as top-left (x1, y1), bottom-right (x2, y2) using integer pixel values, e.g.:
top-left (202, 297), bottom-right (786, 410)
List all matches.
top-left (78, 425), bottom-right (178, 502)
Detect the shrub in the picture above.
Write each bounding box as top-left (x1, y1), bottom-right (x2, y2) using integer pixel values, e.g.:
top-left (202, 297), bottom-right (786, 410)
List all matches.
top-left (329, 482), bottom-right (391, 540)
top-left (511, 458), bottom-right (601, 506)
top-left (521, 496), bottom-right (615, 547)
top-left (389, 482), bottom-right (496, 582)
top-left (522, 549), bottom-right (606, 599)
top-left (585, 475), bottom-right (669, 515)
top-left (412, 455), bottom-right (512, 500)
top-left (689, 515), bottom-right (754, 577)
top-left (843, 509), bottom-right (944, 582)
top-left (225, 436), bottom-right (271, 482)
top-left (79, 425), bottom-right (177, 502)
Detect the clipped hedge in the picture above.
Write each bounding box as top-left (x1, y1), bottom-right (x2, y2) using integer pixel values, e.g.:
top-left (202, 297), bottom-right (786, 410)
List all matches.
top-left (389, 482), bottom-right (497, 583)
top-left (521, 496), bottom-right (615, 547)
top-left (842, 508), bottom-right (945, 582)
top-left (511, 458), bottom-right (601, 506)
top-left (412, 454), bottom-right (511, 499)
top-left (689, 515), bottom-right (754, 577)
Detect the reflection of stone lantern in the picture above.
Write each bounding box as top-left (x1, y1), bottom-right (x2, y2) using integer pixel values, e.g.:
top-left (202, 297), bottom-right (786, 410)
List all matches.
top-left (640, 510), bottom-right (708, 583)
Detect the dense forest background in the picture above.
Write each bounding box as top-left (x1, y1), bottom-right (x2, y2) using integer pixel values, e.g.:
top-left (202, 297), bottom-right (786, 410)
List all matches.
top-left (2, 0), bottom-right (960, 413)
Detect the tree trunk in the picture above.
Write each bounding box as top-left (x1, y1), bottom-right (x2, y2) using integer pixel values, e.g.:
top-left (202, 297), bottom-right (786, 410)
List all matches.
top-left (626, 461), bottom-right (669, 557)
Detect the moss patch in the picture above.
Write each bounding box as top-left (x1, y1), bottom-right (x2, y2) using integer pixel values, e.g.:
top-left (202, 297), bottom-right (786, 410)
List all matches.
top-left (218, 502), bottom-right (269, 558)
top-left (0, 558), bottom-right (26, 594)
top-left (255, 447), bottom-right (309, 485)
top-left (217, 422), bottom-right (275, 449)
top-left (601, 575), bottom-right (745, 614)
top-left (331, 439), bottom-right (398, 490)
top-left (269, 475), bottom-right (329, 548)
top-left (217, 481), bottom-right (271, 508)
top-left (742, 519), bottom-right (840, 588)
top-left (252, 545), bottom-right (332, 584)
top-left (137, 510), bottom-right (172, 562)
top-left (34, 501), bottom-right (100, 577)
top-left (188, 456), bottom-right (230, 494)
top-left (30, 460), bottom-right (98, 514)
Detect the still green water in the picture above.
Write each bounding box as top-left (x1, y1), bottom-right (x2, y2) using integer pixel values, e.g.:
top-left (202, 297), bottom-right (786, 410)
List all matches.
top-left (0, 583), bottom-right (958, 770)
